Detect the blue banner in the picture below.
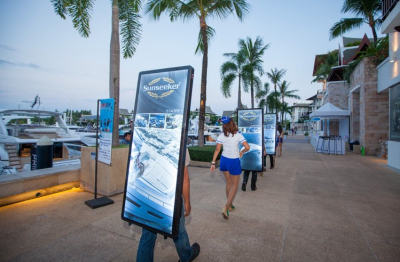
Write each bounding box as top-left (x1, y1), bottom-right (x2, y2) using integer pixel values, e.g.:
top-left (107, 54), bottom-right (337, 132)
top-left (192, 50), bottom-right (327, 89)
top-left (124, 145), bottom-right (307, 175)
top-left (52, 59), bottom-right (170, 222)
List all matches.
top-left (98, 98), bottom-right (114, 165)
top-left (238, 109), bottom-right (263, 172)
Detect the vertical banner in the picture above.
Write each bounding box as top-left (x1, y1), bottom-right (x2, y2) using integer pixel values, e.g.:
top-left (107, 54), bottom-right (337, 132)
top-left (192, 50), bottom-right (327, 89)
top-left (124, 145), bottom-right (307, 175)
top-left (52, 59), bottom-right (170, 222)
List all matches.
top-left (264, 114), bottom-right (277, 155)
top-left (238, 109), bottom-right (264, 172)
top-left (121, 66), bottom-right (194, 238)
top-left (98, 98), bottom-right (114, 165)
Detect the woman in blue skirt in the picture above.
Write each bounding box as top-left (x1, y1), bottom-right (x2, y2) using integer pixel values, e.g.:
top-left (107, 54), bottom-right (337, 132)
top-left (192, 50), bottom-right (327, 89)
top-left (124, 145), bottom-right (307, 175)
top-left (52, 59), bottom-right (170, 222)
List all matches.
top-left (210, 116), bottom-right (250, 220)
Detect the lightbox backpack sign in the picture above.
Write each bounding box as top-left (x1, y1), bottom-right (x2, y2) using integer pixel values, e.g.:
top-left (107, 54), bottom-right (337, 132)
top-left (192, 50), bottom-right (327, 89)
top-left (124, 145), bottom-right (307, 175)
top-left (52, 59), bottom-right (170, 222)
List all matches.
top-left (263, 114), bottom-right (277, 155)
top-left (238, 108), bottom-right (264, 172)
top-left (121, 66), bottom-right (194, 238)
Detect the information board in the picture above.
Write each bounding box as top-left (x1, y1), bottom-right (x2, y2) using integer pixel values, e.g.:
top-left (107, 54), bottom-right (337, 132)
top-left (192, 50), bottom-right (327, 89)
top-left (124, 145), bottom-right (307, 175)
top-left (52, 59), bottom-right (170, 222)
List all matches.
top-left (264, 114), bottom-right (277, 155)
top-left (121, 66), bottom-right (194, 238)
top-left (238, 109), bottom-right (264, 172)
top-left (98, 98), bottom-right (114, 165)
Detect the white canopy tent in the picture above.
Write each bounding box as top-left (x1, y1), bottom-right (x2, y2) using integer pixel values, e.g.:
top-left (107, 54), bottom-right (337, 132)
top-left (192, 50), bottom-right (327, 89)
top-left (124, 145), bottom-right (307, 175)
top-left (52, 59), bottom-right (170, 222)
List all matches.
top-left (309, 102), bottom-right (350, 118)
top-left (309, 103), bottom-right (350, 155)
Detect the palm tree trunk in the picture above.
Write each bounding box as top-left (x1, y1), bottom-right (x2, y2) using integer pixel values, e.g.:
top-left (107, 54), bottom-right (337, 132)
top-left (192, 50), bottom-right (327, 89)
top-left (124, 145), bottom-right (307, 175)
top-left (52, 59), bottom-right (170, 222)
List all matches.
top-left (110, 0), bottom-right (120, 147)
top-left (281, 96), bottom-right (284, 123)
top-left (250, 78), bottom-right (254, 108)
top-left (371, 26), bottom-right (377, 44)
top-left (198, 18), bottom-right (208, 147)
top-left (238, 74), bottom-right (243, 109)
top-left (274, 84), bottom-right (278, 122)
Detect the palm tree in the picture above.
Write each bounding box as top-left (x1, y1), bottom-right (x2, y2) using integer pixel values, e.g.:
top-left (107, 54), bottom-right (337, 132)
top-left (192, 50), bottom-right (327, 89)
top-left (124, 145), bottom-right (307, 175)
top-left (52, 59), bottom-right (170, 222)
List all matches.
top-left (255, 82), bottom-right (270, 112)
top-left (278, 80), bottom-right (300, 121)
top-left (329, 0), bottom-right (382, 43)
top-left (145, 0), bottom-right (250, 147)
top-left (312, 50), bottom-right (338, 90)
top-left (239, 36), bottom-right (269, 108)
top-left (267, 68), bottom-right (286, 120)
top-left (281, 102), bottom-right (291, 123)
top-left (220, 50), bottom-right (248, 109)
top-left (267, 91), bottom-right (281, 118)
top-left (51, 0), bottom-right (142, 146)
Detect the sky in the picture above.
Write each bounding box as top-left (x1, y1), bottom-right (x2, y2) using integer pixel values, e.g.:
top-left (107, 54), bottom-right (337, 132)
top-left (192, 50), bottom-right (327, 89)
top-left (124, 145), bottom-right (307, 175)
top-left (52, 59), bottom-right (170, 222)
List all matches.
top-left (0, 0), bottom-right (385, 116)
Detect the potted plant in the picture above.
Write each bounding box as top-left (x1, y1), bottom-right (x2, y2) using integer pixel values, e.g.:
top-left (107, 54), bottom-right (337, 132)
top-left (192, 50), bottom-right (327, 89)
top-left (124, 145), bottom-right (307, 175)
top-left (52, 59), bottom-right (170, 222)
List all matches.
top-left (304, 131), bottom-right (309, 141)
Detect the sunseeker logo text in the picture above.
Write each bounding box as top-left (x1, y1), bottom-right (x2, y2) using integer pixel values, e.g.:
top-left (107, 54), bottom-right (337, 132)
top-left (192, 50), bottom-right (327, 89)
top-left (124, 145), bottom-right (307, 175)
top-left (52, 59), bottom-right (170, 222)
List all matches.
top-left (143, 77), bottom-right (181, 99)
top-left (241, 111), bottom-right (259, 121)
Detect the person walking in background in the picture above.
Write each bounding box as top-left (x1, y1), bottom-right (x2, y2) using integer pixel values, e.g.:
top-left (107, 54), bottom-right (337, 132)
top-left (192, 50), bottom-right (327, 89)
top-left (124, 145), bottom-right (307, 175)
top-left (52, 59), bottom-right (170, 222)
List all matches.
top-left (242, 169), bottom-right (258, 191)
top-left (136, 149), bottom-right (200, 262)
top-left (210, 116), bottom-right (250, 220)
top-left (277, 125), bottom-right (283, 157)
top-left (276, 125), bottom-right (282, 157)
top-left (120, 132), bottom-right (131, 145)
top-left (244, 143), bottom-right (267, 190)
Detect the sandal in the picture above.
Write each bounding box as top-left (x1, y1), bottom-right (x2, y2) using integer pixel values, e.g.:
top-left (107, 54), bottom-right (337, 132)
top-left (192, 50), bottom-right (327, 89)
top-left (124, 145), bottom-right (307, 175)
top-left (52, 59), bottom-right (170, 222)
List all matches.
top-left (222, 206), bottom-right (229, 220)
top-left (228, 205), bottom-right (235, 212)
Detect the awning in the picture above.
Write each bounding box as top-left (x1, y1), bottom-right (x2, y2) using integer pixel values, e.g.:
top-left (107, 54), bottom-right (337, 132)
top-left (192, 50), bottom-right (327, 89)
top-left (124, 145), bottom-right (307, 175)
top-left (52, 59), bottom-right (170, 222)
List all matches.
top-left (309, 102), bottom-right (350, 119)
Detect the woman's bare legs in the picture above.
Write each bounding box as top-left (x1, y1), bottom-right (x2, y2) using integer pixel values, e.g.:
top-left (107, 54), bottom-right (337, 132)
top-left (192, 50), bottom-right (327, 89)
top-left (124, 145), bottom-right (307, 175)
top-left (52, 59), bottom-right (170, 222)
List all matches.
top-left (279, 142), bottom-right (283, 156)
top-left (223, 171), bottom-right (240, 210)
top-left (224, 171), bottom-right (231, 199)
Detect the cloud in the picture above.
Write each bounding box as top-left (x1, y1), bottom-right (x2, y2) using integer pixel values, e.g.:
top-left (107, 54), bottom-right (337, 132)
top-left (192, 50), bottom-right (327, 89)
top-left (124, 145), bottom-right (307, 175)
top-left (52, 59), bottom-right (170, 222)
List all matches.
top-left (0, 44), bottom-right (16, 51)
top-left (0, 59), bottom-right (41, 69)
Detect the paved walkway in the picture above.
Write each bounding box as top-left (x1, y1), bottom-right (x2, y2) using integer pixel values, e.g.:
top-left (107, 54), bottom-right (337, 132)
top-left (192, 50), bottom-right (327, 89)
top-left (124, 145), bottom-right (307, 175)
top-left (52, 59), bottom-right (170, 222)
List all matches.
top-left (1, 135), bottom-right (399, 262)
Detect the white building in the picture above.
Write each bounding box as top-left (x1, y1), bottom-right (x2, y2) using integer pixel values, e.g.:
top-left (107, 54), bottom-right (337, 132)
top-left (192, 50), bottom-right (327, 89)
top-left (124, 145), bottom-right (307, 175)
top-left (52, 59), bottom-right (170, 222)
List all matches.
top-left (290, 101), bottom-right (312, 131)
top-left (379, 0), bottom-right (400, 170)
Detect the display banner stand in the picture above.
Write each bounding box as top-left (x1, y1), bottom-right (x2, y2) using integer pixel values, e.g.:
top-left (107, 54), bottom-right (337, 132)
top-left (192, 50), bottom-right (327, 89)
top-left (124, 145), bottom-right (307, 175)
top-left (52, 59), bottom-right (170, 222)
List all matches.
top-left (85, 99), bottom-right (115, 209)
top-left (264, 113), bottom-right (277, 155)
top-left (121, 66), bottom-right (194, 238)
top-left (238, 108), bottom-right (264, 172)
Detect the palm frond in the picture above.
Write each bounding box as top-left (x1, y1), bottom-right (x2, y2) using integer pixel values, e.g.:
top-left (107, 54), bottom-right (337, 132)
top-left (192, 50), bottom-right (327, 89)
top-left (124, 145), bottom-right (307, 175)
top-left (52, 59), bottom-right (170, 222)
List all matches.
top-left (144, 0), bottom-right (180, 20)
top-left (329, 18), bottom-right (364, 40)
top-left (195, 25), bottom-right (215, 54)
top-left (221, 73), bottom-right (236, 98)
top-left (208, 0), bottom-right (250, 21)
top-left (119, 0), bottom-right (142, 58)
top-left (51, 0), bottom-right (70, 19)
top-left (66, 0), bottom-right (94, 38)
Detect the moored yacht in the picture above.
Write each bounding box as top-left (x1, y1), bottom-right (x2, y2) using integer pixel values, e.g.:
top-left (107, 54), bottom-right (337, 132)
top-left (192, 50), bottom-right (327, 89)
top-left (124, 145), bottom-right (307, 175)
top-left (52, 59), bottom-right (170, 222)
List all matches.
top-left (0, 109), bottom-right (83, 173)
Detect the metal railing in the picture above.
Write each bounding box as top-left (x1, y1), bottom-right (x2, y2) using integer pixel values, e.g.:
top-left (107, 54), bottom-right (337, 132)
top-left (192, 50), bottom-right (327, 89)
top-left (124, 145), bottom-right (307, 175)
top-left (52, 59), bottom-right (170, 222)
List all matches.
top-left (383, 0), bottom-right (399, 21)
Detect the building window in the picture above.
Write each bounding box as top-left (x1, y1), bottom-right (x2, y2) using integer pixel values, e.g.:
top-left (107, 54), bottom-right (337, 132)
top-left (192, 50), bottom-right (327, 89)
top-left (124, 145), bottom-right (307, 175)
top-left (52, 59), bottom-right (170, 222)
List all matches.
top-left (390, 84), bottom-right (400, 141)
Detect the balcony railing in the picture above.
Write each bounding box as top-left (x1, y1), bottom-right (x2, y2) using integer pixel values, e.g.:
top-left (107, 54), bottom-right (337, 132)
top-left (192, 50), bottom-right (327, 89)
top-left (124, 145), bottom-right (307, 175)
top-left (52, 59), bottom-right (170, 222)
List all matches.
top-left (383, 0), bottom-right (399, 21)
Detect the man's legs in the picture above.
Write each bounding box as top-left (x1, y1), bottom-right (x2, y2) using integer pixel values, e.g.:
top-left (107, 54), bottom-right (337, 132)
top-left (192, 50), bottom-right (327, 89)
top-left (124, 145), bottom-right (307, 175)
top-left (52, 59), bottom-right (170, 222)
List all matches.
top-left (242, 170), bottom-right (250, 191)
top-left (250, 171), bottom-right (257, 191)
top-left (173, 204), bottom-right (193, 262)
top-left (136, 228), bottom-right (157, 262)
top-left (268, 154), bottom-right (275, 169)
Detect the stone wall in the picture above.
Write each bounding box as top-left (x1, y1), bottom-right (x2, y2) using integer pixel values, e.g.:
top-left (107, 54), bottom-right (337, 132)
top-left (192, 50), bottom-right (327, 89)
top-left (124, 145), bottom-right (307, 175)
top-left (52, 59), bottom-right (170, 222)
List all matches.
top-left (350, 92), bottom-right (360, 141)
top-left (350, 58), bottom-right (389, 155)
top-left (80, 147), bottom-right (129, 196)
top-left (324, 81), bottom-right (349, 109)
top-left (328, 120), bottom-right (339, 136)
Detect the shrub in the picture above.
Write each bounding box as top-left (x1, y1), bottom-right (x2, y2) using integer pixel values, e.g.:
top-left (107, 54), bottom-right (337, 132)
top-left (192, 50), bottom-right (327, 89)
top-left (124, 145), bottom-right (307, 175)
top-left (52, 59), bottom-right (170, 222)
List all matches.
top-left (283, 131), bottom-right (288, 135)
top-left (188, 145), bottom-right (221, 162)
top-left (304, 131), bottom-right (309, 136)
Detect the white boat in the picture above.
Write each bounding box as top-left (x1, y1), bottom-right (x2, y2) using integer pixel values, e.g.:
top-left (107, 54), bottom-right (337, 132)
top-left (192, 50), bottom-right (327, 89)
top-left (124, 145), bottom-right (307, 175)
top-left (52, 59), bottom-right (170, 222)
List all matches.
top-left (0, 109), bottom-right (83, 172)
top-left (188, 116), bottom-right (221, 145)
